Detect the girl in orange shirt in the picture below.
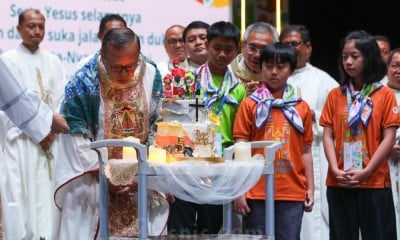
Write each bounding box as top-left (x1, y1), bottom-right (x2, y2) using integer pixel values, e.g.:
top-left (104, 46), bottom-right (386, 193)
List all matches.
top-left (320, 30), bottom-right (399, 240)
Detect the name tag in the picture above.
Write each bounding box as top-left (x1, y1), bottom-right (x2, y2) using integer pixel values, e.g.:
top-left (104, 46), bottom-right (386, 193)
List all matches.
top-left (344, 140), bottom-right (363, 171)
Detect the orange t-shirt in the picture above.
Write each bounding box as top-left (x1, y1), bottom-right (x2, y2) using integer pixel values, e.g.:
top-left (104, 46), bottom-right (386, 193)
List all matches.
top-left (320, 86), bottom-right (400, 188)
top-left (233, 97), bottom-right (313, 201)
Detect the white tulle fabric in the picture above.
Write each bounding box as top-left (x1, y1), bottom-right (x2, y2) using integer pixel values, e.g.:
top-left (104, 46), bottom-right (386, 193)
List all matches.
top-left (147, 158), bottom-right (268, 204)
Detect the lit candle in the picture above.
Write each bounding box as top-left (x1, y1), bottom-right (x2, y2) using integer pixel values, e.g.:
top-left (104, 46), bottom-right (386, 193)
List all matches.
top-left (234, 142), bottom-right (252, 161)
top-left (148, 146), bottom-right (167, 163)
top-left (122, 136), bottom-right (140, 160)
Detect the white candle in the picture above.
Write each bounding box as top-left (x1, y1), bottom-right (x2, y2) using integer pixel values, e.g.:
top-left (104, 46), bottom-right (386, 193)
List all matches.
top-left (148, 146), bottom-right (167, 163)
top-left (122, 136), bottom-right (140, 160)
top-left (234, 142), bottom-right (252, 161)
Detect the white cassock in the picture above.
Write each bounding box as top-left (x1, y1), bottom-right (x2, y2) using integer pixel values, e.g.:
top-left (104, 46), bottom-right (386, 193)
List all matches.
top-left (53, 60), bottom-right (169, 239)
top-left (288, 63), bottom-right (338, 240)
top-left (0, 56), bottom-right (52, 144)
top-left (0, 44), bottom-right (66, 240)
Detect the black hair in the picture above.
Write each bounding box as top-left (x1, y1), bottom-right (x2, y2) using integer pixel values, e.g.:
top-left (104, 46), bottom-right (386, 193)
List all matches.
top-left (101, 28), bottom-right (140, 57)
top-left (279, 24), bottom-right (311, 44)
top-left (183, 21), bottom-right (210, 42)
top-left (207, 21), bottom-right (240, 47)
top-left (98, 14), bottom-right (127, 34)
top-left (18, 9), bottom-right (42, 25)
top-left (387, 48), bottom-right (400, 65)
top-left (338, 30), bottom-right (387, 85)
top-left (259, 43), bottom-right (297, 71)
top-left (374, 35), bottom-right (392, 49)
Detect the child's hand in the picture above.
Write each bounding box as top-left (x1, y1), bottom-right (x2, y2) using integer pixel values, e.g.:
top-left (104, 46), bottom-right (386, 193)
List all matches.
top-left (389, 142), bottom-right (400, 161)
top-left (304, 191), bottom-right (314, 212)
top-left (166, 193), bottom-right (175, 203)
top-left (233, 195), bottom-right (251, 216)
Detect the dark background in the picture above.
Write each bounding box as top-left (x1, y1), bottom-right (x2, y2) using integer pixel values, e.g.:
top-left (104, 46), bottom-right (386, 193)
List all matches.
top-left (288, 0), bottom-right (399, 80)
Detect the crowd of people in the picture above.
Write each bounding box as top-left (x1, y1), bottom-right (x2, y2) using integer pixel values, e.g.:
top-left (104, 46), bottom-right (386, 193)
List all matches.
top-left (0, 8), bottom-right (400, 240)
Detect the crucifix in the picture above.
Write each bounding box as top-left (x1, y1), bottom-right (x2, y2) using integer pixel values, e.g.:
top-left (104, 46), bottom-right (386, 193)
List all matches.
top-left (188, 97), bottom-right (205, 122)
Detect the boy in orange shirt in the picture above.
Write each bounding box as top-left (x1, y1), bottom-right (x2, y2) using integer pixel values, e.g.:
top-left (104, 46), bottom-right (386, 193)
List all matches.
top-left (233, 43), bottom-right (314, 239)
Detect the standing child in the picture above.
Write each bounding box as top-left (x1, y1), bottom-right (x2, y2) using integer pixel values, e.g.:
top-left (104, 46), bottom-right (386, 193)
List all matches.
top-left (320, 30), bottom-right (399, 240)
top-left (167, 21), bottom-right (246, 235)
top-left (233, 43), bottom-right (314, 239)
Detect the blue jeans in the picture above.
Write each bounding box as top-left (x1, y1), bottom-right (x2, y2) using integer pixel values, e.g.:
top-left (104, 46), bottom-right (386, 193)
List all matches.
top-left (243, 199), bottom-right (304, 240)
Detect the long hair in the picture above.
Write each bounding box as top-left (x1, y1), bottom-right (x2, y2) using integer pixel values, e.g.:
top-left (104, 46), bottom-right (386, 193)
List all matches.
top-left (338, 30), bottom-right (387, 85)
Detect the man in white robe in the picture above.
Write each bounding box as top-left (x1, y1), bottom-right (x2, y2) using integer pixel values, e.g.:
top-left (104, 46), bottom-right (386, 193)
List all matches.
top-left (0, 57), bottom-right (68, 143)
top-left (53, 28), bottom-right (168, 239)
top-left (280, 25), bottom-right (339, 240)
top-left (0, 8), bottom-right (66, 240)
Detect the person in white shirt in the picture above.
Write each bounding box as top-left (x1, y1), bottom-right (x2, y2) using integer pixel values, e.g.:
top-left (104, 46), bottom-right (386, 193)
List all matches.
top-left (76, 14), bottom-right (127, 69)
top-left (157, 25), bottom-right (187, 77)
top-left (0, 8), bottom-right (67, 239)
top-left (0, 57), bottom-right (68, 144)
top-left (182, 20), bottom-right (209, 72)
top-left (385, 48), bottom-right (400, 240)
top-left (280, 24), bottom-right (339, 240)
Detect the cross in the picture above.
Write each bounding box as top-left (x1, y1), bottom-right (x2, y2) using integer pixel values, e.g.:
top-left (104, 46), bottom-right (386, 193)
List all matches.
top-left (188, 97), bottom-right (205, 122)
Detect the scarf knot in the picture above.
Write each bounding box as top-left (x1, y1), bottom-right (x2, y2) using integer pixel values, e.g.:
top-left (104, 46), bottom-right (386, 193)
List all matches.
top-left (197, 64), bottom-right (239, 114)
top-left (249, 84), bottom-right (304, 134)
top-left (342, 82), bottom-right (382, 133)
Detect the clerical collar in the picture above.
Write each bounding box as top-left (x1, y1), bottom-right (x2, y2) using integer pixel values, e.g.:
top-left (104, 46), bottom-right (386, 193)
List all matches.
top-left (230, 54), bottom-right (263, 83)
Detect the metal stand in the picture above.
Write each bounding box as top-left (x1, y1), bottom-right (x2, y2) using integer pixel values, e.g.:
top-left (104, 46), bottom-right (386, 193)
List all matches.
top-left (90, 139), bottom-right (151, 240)
top-left (222, 141), bottom-right (282, 240)
top-left (90, 139), bottom-right (282, 240)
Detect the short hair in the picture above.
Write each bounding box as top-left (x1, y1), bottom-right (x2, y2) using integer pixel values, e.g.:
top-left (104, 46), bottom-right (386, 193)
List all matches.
top-left (338, 30), bottom-right (387, 85)
top-left (387, 48), bottom-right (400, 65)
top-left (374, 35), bottom-right (392, 49)
top-left (101, 28), bottom-right (140, 57)
top-left (98, 14), bottom-right (127, 34)
top-left (163, 25), bottom-right (185, 43)
top-left (259, 43), bottom-right (297, 72)
top-left (183, 21), bottom-right (210, 42)
top-left (243, 22), bottom-right (279, 43)
top-left (279, 24), bottom-right (311, 44)
top-left (207, 21), bottom-right (240, 46)
top-left (18, 8), bottom-right (42, 25)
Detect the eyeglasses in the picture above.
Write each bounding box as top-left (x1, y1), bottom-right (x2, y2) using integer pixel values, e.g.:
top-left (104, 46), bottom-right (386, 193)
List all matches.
top-left (245, 44), bottom-right (265, 54)
top-left (283, 41), bottom-right (304, 48)
top-left (166, 38), bottom-right (184, 46)
top-left (102, 55), bottom-right (139, 74)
